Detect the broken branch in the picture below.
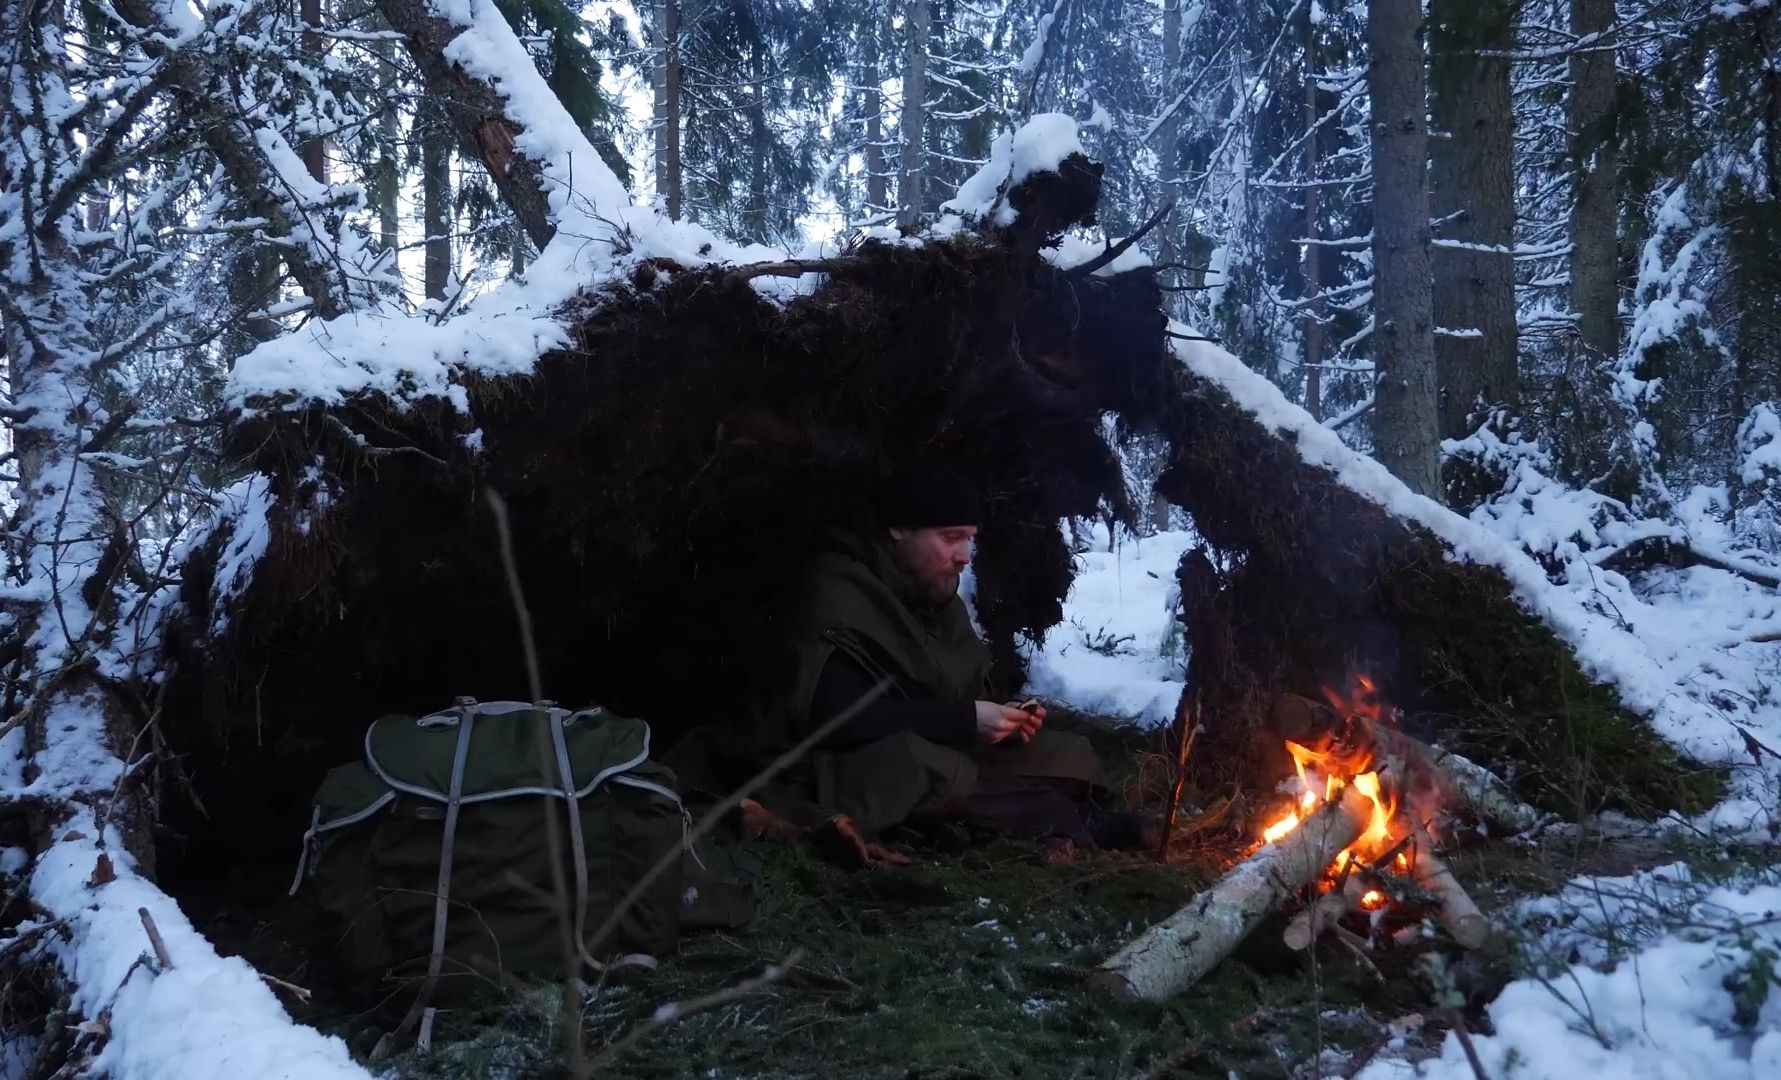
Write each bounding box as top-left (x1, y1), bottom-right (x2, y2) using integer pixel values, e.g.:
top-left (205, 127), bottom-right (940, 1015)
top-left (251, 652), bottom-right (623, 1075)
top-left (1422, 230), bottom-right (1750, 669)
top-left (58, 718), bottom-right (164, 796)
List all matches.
top-left (137, 908), bottom-right (172, 970)
top-left (1065, 198), bottom-right (1175, 279)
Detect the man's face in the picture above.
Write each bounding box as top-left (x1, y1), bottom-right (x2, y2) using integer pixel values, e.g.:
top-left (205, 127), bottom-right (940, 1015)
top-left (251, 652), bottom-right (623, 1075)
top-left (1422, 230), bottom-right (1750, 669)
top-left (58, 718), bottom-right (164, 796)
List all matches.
top-left (889, 525), bottom-right (978, 604)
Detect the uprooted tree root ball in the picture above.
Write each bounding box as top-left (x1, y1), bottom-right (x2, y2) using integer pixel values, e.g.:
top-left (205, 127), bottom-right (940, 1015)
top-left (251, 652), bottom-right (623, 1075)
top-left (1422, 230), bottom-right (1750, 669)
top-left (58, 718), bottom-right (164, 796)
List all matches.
top-left (156, 152), bottom-right (1716, 892)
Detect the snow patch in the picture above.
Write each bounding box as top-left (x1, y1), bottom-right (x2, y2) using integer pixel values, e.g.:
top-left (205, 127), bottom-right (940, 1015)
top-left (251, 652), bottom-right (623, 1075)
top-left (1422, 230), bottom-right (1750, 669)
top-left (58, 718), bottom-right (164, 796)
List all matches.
top-left (30, 810), bottom-right (371, 1080)
top-left (1021, 524), bottom-right (1191, 727)
top-left (1044, 231), bottom-right (1154, 277)
top-left (939, 114), bottom-right (1084, 229)
top-left (1361, 864), bottom-right (1781, 1079)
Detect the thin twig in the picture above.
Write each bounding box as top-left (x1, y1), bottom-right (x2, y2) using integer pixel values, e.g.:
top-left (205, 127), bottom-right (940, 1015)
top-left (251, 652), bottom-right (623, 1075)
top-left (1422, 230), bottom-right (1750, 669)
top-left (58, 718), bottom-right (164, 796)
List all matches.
top-left (137, 908), bottom-right (172, 970)
top-left (582, 681), bottom-right (891, 958)
top-left (1449, 1010), bottom-right (1492, 1080)
top-left (258, 971), bottom-right (313, 1004)
top-left (486, 488), bottom-right (585, 1079)
top-left (594, 950), bottom-right (805, 1065)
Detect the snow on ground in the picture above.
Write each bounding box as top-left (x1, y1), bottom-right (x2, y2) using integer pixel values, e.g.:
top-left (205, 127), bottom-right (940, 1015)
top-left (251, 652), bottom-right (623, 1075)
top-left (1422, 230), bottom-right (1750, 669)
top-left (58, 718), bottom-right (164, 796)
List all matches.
top-left (17, 808), bottom-right (372, 1080)
top-left (1359, 862), bottom-right (1781, 1079)
top-left (1020, 522), bottom-right (1191, 726)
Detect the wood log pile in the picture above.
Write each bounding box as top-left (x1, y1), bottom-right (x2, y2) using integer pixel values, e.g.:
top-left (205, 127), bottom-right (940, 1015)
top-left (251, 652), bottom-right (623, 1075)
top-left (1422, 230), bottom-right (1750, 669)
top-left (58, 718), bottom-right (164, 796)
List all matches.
top-left (1098, 697), bottom-right (1541, 1002)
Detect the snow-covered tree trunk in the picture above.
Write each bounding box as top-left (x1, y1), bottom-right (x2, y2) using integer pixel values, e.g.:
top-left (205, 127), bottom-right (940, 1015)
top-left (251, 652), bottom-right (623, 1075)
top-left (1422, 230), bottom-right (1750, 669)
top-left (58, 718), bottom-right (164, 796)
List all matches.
top-left (113, 0), bottom-right (349, 319)
top-left (1158, 0), bottom-right (1182, 273)
top-left (899, 0), bottom-right (930, 226)
top-left (302, 0), bottom-right (328, 182)
top-left (376, 32), bottom-right (402, 267)
top-left (1429, 0), bottom-right (1518, 440)
top-left (375, 0), bottom-right (565, 248)
top-left (1366, 0), bottom-right (1442, 498)
top-left (1568, 0), bottom-right (1618, 360)
top-left (749, 37), bottom-right (770, 242)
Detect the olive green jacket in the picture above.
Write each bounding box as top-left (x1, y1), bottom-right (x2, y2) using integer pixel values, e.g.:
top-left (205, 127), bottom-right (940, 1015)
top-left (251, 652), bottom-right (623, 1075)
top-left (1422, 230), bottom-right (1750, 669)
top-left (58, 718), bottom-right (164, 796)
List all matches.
top-left (762, 528), bottom-right (998, 746)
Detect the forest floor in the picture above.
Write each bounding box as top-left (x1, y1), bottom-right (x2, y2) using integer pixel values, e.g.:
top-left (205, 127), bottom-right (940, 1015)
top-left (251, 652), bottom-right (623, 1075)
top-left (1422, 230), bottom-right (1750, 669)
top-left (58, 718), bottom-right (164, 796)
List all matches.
top-left (199, 709), bottom-right (1772, 1080)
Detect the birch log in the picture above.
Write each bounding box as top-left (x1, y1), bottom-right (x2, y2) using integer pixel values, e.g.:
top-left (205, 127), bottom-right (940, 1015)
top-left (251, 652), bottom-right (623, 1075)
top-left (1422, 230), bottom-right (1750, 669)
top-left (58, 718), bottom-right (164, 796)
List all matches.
top-left (1412, 831), bottom-right (1489, 948)
top-left (1094, 788), bottom-right (1371, 1001)
top-left (1283, 874), bottom-right (1367, 951)
top-left (1367, 722), bottom-right (1543, 836)
top-left (1424, 743), bottom-right (1543, 836)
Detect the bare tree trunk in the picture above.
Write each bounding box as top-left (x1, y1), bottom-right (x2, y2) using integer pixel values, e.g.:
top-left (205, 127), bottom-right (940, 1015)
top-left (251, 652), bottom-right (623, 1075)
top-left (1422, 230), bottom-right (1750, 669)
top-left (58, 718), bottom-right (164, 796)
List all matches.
top-left (898, 0), bottom-right (929, 227)
top-left (1301, 2), bottom-right (1324, 421)
top-left (376, 33), bottom-right (401, 270)
top-left (864, 42), bottom-right (889, 215)
top-left (301, 0), bottom-right (327, 183)
top-left (1158, 0), bottom-right (1181, 274)
top-left (1429, 0), bottom-right (1519, 439)
top-left (749, 38), bottom-right (770, 243)
top-left (423, 99), bottom-right (451, 302)
top-left (1366, 0), bottom-right (1442, 499)
top-left (1569, 0), bottom-right (1618, 360)
top-left (654, 0), bottom-right (683, 220)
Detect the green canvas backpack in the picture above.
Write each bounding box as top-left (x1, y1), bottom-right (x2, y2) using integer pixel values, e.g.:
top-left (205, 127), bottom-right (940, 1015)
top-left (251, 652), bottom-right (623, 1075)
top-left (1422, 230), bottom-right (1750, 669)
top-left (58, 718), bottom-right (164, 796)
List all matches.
top-left (291, 699), bottom-right (698, 1019)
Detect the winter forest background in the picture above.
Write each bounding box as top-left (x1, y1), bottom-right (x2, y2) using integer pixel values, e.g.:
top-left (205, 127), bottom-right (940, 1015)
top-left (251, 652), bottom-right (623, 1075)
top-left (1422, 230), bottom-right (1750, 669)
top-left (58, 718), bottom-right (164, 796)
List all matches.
top-left (4, 0), bottom-right (1781, 1076)
top-left (7, 0), bottom-right (1779, 559)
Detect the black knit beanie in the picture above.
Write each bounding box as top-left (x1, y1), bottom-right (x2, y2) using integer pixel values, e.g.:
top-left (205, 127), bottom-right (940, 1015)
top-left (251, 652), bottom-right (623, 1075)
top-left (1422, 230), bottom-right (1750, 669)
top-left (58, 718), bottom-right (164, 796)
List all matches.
top-left (876, 462), bottom-right (984, 528)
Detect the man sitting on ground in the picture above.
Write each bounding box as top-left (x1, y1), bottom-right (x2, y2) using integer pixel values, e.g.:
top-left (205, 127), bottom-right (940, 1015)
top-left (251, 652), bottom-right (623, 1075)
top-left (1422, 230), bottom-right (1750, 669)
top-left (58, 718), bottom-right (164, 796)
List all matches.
top-left (757, 462), bottom-right (1149, 861)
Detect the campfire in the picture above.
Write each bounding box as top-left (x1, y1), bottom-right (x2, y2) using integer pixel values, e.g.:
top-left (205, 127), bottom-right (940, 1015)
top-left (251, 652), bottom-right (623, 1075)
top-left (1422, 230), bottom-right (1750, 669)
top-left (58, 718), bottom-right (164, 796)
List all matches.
top-left (1095, 677), bottom-right (1523, 1002)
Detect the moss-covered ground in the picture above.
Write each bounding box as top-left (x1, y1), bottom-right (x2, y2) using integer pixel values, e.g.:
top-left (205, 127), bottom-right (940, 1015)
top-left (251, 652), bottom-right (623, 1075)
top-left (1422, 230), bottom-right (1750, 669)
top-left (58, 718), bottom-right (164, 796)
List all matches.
top-left (198, 711), bottom-right (1744, 1079)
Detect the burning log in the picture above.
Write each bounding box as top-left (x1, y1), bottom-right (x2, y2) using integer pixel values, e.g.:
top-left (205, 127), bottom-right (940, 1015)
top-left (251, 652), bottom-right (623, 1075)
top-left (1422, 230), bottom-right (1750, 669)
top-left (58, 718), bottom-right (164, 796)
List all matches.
top-left (1276, 691), bottom-right (1543, 837)
top-left (1419, 743), bottom-right (1544, 837)
top-left (1093, 787), bottom-right (1372, 1002)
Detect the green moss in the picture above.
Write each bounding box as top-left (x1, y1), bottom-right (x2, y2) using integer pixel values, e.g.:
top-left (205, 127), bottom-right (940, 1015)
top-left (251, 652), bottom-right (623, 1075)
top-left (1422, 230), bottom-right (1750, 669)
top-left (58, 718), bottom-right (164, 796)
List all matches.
top-left (374, 838), bottom-right (1421, 1079)
top-left (1395, 547), bottom-right (1726, 819)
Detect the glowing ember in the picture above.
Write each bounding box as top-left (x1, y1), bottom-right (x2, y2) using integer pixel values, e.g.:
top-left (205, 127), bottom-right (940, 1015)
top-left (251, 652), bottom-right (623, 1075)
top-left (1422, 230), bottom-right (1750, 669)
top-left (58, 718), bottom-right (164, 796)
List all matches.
top-left (1261, 812), bottom-right (1300, 844)
top-left (1360, 889), bottom-right (1386, 910)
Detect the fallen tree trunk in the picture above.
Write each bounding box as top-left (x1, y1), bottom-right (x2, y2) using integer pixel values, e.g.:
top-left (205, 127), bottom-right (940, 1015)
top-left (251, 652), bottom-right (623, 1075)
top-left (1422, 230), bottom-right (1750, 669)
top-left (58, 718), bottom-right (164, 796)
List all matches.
top-left (1094, 788), bottom-right (1371, 1002)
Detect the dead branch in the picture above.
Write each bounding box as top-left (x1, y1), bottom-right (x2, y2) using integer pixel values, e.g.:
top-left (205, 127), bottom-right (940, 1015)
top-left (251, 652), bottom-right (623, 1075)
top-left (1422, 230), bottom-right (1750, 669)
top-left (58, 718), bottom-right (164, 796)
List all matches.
top-left (1284, 874), bottom-right (1367, 951)
top-left (1065, 198), bottom-right (1176, 279)
top-left (137, 908), bottom-right (172, 970)
top-left (594, 950), bottom-right (804, 1066)
top-left (1598, 535), bottom-right (1781, 590)
top-left (724, 258), bottom-right (861, 286)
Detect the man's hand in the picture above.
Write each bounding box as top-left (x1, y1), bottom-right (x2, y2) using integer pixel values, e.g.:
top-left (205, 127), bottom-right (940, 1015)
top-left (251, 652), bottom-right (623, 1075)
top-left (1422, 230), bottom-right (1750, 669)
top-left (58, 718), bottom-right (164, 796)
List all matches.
top-left (1007, 699), bottom-right (1046, 743)
top-left (975, 702), bottom-right (1032, 744)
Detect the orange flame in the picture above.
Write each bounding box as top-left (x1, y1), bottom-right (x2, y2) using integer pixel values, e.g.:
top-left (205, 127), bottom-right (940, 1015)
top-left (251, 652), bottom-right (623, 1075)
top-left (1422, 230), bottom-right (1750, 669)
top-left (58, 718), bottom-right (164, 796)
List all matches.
top-left (1256, 675), bottom-right (1413, 908)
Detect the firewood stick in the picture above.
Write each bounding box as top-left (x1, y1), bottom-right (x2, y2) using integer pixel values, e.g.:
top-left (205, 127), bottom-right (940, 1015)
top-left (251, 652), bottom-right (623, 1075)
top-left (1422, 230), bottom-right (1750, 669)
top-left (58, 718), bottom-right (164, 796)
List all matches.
top-left (1284, 873), bottom-right (1370, 951)
top-left (1283, 889), bottom-right (1353, 952)
top-left (1369, 724), bottom-right (1542, 837)
top-left (1410, 828), bottom-right (1488, 949)
top-left (1094, 787), bottom-right (1371, 1002)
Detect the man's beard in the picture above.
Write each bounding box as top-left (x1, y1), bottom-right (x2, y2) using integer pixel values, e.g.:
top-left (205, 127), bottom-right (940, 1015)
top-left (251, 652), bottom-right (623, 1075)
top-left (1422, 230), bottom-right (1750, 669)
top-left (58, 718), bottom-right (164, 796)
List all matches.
top-left (913, 571), bottom-right (960, 607)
